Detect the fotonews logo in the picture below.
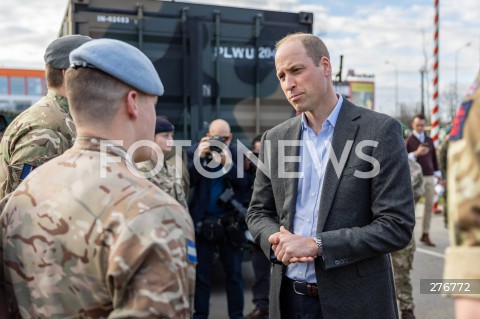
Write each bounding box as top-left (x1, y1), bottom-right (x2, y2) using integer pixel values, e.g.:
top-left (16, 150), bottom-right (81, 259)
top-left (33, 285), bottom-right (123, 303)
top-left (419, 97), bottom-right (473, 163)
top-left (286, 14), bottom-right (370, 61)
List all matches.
top-left (98, 139), bottom-right (381, 180)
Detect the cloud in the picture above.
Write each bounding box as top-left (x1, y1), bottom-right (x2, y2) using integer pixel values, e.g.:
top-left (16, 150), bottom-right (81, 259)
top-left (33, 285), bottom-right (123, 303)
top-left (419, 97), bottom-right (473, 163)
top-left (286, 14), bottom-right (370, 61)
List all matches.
top-left (0, 0), bottom-right (67, 68)
top-left (0, 0), bottom-right (477, 117)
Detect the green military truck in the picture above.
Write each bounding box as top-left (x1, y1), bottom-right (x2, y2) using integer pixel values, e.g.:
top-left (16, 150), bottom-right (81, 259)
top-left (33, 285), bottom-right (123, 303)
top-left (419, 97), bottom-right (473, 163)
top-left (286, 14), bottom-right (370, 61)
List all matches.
top-left (59, 0), bottom-right (313, 143)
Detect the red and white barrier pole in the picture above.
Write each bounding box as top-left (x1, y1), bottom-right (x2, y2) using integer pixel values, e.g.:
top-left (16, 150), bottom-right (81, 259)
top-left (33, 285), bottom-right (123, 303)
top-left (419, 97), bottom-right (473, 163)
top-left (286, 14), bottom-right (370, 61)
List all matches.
top-left (431, 0), bottom-right (440, 148)
top-left (432, 0), bottom-right (441, 213)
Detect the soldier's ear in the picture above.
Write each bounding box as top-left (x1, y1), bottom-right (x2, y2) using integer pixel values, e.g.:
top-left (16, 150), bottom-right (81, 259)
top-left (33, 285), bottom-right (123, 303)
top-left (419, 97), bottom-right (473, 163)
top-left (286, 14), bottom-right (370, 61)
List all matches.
top-left (126, 90), bottom-right (139, 119)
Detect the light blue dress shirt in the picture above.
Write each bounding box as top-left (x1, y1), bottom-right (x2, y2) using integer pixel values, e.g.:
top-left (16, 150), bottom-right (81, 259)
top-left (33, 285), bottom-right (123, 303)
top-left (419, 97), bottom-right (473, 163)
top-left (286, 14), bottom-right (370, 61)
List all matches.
top-left (286, 94), bottom-right (343, 283)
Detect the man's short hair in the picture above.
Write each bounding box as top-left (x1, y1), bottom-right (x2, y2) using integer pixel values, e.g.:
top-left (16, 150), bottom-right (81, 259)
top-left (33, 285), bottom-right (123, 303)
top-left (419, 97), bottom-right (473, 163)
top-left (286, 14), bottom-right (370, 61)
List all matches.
top-left (275, 32), bottom-right (329, 66)
top-left (67, 38), bottom-right (163, 127)
top-left (252, 134), bottom-right (262, 147)
top-left (45, 65), bottom-right (64, 89)
top-left (413, 113), bottom-right (426, 121)
top-left (66, 67), bottom-right (133, 126)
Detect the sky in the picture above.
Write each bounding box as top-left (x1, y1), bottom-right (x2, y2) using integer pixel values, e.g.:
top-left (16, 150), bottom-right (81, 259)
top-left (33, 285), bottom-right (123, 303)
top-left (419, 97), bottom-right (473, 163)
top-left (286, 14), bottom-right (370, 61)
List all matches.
top-left (0, 0), bottom-right (478, 119)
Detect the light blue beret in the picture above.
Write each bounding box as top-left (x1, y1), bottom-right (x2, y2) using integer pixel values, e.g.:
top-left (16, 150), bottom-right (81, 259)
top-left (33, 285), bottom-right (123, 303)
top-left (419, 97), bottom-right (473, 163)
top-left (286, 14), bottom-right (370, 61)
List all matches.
top-left (69, 38), bottom-right (164, 96)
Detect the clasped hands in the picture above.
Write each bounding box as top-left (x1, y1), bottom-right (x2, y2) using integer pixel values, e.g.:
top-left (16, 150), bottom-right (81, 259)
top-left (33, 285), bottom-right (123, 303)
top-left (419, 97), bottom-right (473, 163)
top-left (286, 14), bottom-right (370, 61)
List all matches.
top-left (268, 226), bottom-right (318, 266)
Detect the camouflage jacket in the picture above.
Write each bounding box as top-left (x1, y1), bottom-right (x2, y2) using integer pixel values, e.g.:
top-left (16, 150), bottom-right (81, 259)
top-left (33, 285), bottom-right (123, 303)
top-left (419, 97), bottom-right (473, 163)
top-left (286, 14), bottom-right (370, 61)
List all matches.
top-left (165, 150), bottom-right (190, 200)
top-left (136, 157), bottom-right (189, 210)
top-left (0, 137), bottom-right (196, 318)
top-left (0, 90), bottom-right (76, 199)
top-left (444, 71), bottom-right (480, 296)
top-left (408, 158), bottom-right (424, 200)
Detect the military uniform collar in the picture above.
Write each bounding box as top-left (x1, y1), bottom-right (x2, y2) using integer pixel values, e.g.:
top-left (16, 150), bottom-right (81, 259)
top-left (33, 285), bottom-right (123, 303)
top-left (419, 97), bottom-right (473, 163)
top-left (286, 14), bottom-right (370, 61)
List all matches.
top-left (74, 136), bottom-right (134, 166)
top-left (46, 89), bottom-right (70, 114)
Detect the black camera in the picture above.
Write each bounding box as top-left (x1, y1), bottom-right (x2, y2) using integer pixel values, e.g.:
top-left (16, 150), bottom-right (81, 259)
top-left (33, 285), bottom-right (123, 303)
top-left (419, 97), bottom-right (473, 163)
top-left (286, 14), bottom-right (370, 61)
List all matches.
top-left (218, 188), bottom-right (247, 220)
top-left (217, 188), bottom-right (248, 248)
top-left (208, 135), bottom-right (226, 154)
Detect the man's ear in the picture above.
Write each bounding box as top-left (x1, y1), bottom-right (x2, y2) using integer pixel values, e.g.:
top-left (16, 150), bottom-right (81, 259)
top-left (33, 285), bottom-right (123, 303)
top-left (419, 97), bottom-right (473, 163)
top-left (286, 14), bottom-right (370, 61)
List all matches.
top-left (321, 56), bottom-right (331, 76)
top-left (126, 90), bottom-right (139, 119)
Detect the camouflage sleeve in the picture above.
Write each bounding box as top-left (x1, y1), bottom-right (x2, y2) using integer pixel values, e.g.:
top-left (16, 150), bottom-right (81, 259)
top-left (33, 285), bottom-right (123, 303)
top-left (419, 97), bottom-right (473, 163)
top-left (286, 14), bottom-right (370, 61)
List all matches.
top-left (181, 160), bottom-right (190, 200)
top-left (7, 127), bottom-right (72, 193)
top-left (444, 73), bottom-right (480, 298)
top-left (438, 139), bottom-right (449, 178)
top-left (0, 195), bottom-right (10, 318)
top-left (107, 205), bottom-right (195, 318)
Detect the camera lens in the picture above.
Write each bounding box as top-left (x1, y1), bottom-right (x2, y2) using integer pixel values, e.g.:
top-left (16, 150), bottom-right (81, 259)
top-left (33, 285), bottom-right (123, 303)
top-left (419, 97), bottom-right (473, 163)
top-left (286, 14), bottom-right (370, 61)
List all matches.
top-left (210, 145), bottom-right (222, 153)
top-left (208, 135), bottom-right (225, 154)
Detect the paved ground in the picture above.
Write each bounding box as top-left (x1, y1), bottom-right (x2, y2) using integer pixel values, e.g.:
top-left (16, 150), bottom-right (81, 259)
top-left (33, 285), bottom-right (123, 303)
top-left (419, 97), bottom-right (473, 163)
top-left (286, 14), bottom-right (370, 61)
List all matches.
top-left (410, 203), bottom-right (454, 319)
top-left (207, 203), bottom-right (455, 319)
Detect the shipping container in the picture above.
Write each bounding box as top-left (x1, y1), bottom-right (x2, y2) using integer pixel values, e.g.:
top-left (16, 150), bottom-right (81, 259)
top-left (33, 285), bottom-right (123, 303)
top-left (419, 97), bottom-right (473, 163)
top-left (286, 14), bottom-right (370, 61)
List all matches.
top-left (59, 0), bottom-right (313, 144)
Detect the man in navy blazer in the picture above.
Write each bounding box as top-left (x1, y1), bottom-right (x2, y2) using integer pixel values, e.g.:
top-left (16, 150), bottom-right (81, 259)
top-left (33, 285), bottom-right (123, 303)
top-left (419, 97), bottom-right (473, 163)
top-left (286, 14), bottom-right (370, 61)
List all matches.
top-left (187, 119), bottom-right (249, 319)
top-left (246, 33), bottom-right (415, 319)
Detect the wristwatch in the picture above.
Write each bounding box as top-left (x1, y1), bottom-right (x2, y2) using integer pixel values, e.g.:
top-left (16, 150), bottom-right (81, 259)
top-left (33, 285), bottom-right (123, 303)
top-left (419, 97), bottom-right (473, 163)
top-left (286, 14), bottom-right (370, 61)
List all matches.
top-left (313, 234), bottom-right (324, 256)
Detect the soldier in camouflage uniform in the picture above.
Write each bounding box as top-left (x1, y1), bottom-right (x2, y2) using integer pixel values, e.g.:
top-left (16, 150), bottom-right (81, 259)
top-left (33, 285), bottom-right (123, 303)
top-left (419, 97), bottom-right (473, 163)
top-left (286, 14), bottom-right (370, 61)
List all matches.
top-left (0, 35), bottom-right (91, 199)
top-left (137, 117), bottom-right (189, 209)
top-left (0, 38), bottom-right (196, 318)
top-left (391, 159), bottom-right (424, 319)
top-left (444, 71), bottom-right (480, 318)
top-left (438, 127), bottom-right (450, 228)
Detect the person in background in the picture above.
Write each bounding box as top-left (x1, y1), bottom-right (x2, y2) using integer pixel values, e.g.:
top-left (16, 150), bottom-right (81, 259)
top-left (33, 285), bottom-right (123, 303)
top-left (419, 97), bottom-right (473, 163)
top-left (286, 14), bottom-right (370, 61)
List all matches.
top-left (245, 135), bottom-right (270, 319)
top-left (187, 119), bottom-right (248, 319)
top-left (438, 125), bottom-right (451, 227)
top-left (136, 116), bottom-right (188, 209)
top-left (166, 132), bottom-right (191, 200)
top-left (0, 38), bottom-right (195, 318)
top-left (0, 115), bottom-right (7, 141)
top-left (444, 71), bottom-right (480, 319)
top-left (246, 32), bottom-right (414, 318)
top-left (0, 35), bottom-right (91, 199)
top-left (406, 114), bottom-right (443, 246)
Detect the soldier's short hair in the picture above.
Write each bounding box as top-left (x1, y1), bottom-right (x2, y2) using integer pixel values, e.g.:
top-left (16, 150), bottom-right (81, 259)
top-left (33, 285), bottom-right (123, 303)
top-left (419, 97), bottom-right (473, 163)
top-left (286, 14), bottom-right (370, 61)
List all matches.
top-left (275, 32), bottom-right (330, 66)
top-left (45, 64), bottom-right (64, 88)
top-left (66, 67), bottom-right (135, 125)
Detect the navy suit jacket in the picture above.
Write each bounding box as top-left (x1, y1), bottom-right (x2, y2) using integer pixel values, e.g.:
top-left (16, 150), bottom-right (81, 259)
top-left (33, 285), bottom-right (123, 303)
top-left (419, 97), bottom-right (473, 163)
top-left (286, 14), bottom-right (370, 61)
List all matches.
top-left (187, 142), bottom-right (249, 225)
top-left (246, 99), bottom-right (415, 319)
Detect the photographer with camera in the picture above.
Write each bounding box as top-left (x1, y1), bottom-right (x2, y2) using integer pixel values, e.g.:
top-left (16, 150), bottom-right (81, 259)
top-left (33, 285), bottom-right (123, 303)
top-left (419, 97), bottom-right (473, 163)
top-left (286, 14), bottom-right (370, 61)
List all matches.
top-left (187, 119), bottom-right (249, 319)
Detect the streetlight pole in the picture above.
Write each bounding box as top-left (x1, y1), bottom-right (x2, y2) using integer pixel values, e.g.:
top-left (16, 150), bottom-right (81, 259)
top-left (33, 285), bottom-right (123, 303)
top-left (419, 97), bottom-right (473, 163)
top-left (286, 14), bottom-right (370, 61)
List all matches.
top-left (385, 60), bottom-right (398, 117)
top-left (420, 67), bottom-right (426, 115)
top-left (455, 42), bottom-right (471, 109)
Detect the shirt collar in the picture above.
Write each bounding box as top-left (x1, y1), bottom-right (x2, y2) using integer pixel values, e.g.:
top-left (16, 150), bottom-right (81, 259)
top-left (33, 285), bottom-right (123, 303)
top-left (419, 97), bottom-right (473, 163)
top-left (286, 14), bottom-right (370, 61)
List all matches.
top-left (301, 94), bottom-right (343, 131)
top-left (74, 136), bottom-right (133, 166)
top-left (412, 130), bottom-right (424, 141)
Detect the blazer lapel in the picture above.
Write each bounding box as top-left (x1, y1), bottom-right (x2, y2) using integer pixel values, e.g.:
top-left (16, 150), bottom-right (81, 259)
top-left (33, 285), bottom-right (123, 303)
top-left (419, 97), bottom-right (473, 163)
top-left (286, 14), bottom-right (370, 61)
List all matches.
top-left (317, 100), bottom-right (360, 232)
top-left (281, 117), bottom-right (302, 230)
